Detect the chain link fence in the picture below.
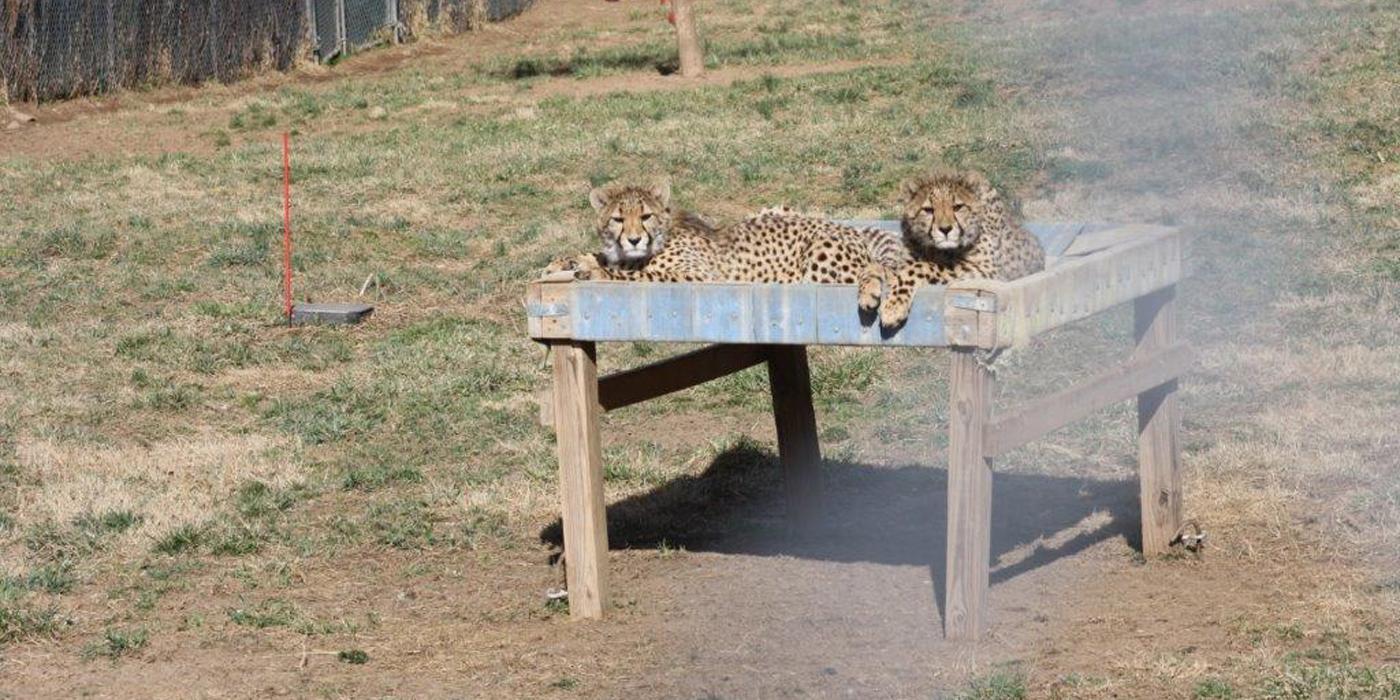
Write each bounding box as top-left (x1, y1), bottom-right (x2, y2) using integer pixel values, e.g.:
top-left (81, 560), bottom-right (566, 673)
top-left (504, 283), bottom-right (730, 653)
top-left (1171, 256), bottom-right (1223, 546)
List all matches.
top-left (1, 0), bottom-right (534, 102)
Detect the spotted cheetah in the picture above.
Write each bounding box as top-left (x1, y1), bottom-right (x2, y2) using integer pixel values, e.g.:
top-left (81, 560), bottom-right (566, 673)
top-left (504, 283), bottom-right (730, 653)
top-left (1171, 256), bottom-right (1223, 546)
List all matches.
top-left (549, 192), bottom-right (898, 315)
top-left (875, 170), bottom-right (1046, 329)
top-left (545, 182), bottom-right (716, 275)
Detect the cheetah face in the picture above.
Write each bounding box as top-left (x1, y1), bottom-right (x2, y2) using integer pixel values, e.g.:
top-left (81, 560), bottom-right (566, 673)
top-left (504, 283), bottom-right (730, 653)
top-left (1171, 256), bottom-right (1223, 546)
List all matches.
top-left (589, 182), bottom-right (672, 266)
top-left (899, 171), bottom-right (997, 253)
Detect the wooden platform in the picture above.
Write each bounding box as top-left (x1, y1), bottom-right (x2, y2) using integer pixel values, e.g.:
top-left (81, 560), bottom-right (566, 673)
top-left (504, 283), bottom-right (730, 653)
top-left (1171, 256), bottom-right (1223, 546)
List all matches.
top-left (525, 221), bottom-right (1191, 640)
top-left (528, 223), bottom-right (1181, 348)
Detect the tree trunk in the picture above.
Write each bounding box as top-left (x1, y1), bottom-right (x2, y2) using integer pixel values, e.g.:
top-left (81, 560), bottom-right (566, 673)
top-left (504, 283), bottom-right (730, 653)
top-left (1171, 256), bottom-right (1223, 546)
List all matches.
top-left (672, 0), bottom-right (704, 78)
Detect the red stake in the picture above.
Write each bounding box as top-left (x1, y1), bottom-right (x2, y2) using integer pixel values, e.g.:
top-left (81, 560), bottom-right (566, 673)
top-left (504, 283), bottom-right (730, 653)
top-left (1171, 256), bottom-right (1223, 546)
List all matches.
top-left (281, 132), bottom-right (294, 322)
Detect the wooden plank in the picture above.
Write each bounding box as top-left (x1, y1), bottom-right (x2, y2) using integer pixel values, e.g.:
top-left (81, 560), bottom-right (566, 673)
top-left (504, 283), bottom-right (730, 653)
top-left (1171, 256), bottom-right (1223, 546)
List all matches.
top-left (953, 226), bottom-right (1184, 348)
top-left (599, 345), bottom-right (767, 412)
top-left (944, 288), bottom-right (999, 348)
top-left (1059, 224), bottom-right (1172, 258)
top-left (537, 344), bottom-right (769, 427)
top-left (767, 346), bottom-right (823, 527)
top-left (945, 348), bottom-right (993, 641)
top-left (985, 342), bottom-right (1196, 457)
top-left (1135, 287), bottom-right (1184, 556)
top-left (527, 281), bottom-right (952, 347)
top-left (550, 341), bottom-right (609, 619)
top-left (526, 280), bottom-right (572, 340)
top-left (1029, 222), bottom-right (1089, 258)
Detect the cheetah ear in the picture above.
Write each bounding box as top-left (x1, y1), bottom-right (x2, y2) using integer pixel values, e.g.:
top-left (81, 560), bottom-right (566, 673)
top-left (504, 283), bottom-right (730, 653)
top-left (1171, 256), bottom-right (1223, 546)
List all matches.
top-left (899, 178), bottom-right (922, 202)
top-left (962, 170), bottom-right (996, 200)
top-left (588, 187), bottom-right (610, 211)
top-left (649, 179), bottom-right (672, 209)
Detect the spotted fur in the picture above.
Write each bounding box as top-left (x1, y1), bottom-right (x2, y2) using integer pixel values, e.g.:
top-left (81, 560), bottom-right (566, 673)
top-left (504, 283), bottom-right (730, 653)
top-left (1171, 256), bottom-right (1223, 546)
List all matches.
top-left (552, 200), bottom-right (899, 315)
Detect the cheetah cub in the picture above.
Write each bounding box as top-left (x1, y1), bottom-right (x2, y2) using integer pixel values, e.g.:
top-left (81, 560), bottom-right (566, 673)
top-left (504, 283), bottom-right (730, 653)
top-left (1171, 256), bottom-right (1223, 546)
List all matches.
top-left (874, 170), bottom-right (1046, 328)
top-left (544, 181), bottom-right (716, 277)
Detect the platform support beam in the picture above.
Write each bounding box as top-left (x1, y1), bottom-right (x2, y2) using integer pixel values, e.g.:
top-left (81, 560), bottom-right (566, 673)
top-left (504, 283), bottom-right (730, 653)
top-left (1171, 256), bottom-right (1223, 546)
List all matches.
top-left (1134, 286), bottom-right (1184, 556)
top-left (945, 348), bottom-right (993, 641)
top-left (550, 341), bottom-right (609, 619)
top-left (767, 346), bottom-right (823, 528)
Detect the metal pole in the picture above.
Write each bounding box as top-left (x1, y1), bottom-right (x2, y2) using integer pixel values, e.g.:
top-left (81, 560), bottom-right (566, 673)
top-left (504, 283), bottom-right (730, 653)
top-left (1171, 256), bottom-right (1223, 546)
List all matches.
top-left (282, 132), bottom-right (295, 323)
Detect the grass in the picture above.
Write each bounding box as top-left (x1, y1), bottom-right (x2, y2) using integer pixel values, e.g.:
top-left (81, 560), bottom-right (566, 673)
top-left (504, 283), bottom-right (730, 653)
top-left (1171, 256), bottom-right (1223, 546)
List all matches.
top-left (960, 665), bottom-right (1027, 700)
top-left (0, 0), bottom-right (1396, 695)
top-left (338, 648), bottom-right (369, 665)
top-left (151, 524), bottom-right (205, 555)
top-left (1195, 678), bottom-right (1236, 699)
top-left (0, 586), bottom-right (61, 645)
top-left (84, 627), bottom-right (149, 660)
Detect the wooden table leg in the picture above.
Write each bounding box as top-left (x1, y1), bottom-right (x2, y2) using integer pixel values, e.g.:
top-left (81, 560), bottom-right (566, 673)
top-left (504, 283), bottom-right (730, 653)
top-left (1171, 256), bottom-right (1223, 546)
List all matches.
top-left (945, 347), bottom-right (993, 640)
top-left (1134, 286), bottom-right (1184, 556)
top-left (551, 341), bottom-right (609, 619)
top-left (767, 345), bottom-right (823, 528)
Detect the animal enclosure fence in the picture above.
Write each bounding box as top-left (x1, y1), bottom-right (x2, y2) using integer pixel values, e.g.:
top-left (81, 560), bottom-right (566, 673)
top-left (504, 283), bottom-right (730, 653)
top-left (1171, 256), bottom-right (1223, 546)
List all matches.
top-left (0, 0), bottom-right (533, 102)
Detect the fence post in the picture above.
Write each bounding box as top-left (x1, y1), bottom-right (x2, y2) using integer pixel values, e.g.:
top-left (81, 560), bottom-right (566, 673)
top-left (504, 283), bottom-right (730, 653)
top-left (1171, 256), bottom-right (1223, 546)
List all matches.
top-left (104, 0), bottom-right (116, 91)
top-left (386, 0), bottom-right (402, 43)
top-left (672, 0), bottom-right (705, 77)
top-left (305, 0), bottom-right (319, 59)
top-left (210, 1), bottom-right (217, 76)
top-left (336, 0), bottom-right (348, 57)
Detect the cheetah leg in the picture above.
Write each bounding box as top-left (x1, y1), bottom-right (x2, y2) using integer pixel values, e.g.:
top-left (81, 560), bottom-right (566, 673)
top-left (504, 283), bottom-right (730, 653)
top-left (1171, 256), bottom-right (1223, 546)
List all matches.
top-left (857, 264), bottom-right (888, 316)
top-left (879, 279), bottom-right (914, 330)
top-left (878, 264), bottom-right (948, 330)
top-left (543, 253), bottom-right (607, 280)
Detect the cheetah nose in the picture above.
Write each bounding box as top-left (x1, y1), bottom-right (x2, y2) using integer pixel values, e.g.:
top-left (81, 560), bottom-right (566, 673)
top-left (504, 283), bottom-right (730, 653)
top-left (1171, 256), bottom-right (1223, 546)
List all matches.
top-left (937, 224), bottom-right (954, 234)
top-left (626, 236), bottom-right (645, 247)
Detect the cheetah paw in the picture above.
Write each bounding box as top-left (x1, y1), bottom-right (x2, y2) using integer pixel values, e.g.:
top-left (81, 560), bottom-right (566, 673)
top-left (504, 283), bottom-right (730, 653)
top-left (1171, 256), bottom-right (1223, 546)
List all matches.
top-left (857, 266), bottom-right (886, 315)
top-left (542, 254), bottom-right (604, 280)
top-left (879, 294), bottom-right (912, 331)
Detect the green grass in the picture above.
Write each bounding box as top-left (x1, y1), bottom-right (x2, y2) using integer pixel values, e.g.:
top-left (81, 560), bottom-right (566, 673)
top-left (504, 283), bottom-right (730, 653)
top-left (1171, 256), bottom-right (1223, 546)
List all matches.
top-left (338, 648), bottom-right (369, 665)
top-left (228, 597), bottom-right (367, 636)
top-left (1260, 659), bottom-right (1400, 699)
top-left (959, 665), bottom-right (1027, 700)
top-left (84, 627), bottom-right (149, 659)
top-left (228, 597), bottom-right (301, 629)
top-left (0, 583), bottom-right (62, 645)
top-left (10, 563), bottom-right (75, 595)
top-left (151, 524), bottom-right (205, 555)
top-left (1195, 678), bottom-right (1236, 699)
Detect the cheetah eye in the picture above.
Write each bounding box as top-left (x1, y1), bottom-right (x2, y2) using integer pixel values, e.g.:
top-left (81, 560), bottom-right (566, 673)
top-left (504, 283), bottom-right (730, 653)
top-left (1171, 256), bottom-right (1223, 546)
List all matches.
top-left (953, 203), bottom-right (969, 211)
top-left (921, 206), bottom-right (935, 214)
top-left (641, 213), bottom-right (654, 222)
top-left (611, 216), bottom-right (624, 223)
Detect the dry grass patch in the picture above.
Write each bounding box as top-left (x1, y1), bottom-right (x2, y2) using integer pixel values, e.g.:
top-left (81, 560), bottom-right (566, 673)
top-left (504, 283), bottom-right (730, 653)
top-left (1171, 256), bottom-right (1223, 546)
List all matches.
top-left (12, 433), bottom-right (303, 553)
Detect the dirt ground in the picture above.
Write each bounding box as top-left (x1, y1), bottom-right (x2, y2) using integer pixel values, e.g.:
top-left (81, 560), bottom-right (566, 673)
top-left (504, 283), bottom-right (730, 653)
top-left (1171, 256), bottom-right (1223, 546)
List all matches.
top-left (2, 0), bottom-right (1397, 697)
